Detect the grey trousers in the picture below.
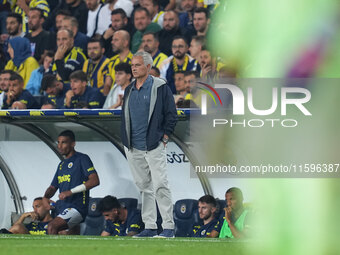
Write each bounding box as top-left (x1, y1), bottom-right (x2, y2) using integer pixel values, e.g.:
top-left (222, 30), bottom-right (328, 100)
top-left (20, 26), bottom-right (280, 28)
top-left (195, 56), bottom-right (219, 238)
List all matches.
top-left (124, 142), bottom-right (174, 229)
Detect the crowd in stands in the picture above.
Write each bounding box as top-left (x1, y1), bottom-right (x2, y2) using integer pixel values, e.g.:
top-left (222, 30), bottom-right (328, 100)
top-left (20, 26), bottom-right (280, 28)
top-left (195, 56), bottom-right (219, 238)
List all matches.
top-left (0, 0), bottom-right (232, 110)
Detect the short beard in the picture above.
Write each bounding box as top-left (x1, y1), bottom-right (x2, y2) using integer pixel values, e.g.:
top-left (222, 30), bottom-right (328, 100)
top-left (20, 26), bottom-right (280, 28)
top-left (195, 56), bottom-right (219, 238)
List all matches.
top-left (175, 53), bottom-right (185, 60)
top-left (9, 28), bottom-right (20, 36)
top-left (91, 54), bottom-right (102, 62)
top-left (29, 25), bottom-right (38, 32)
top-left (143, 46), bottom-right (152, 54)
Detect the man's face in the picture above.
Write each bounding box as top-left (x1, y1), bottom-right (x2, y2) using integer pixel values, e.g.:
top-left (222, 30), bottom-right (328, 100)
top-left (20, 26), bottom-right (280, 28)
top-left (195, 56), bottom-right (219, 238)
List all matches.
top-left (45, 81), bottom-right (62, 96)
top-left (43, 56), bottom-right (53, 70)
top-left (193, 12), bottom-right (208, 33)
top-left (111, 32), bottom-right (125, 53)
top-left (85, 0), bottom-right (99, 11)
top-left (8, 79), bottom-right (23, 98)
top-left (142, 34), bottom-right (158, 54)
top-left (134, 11), bottom-right (150, 31)
top-left (189, 39), bottom-right (201, 59)
top-left (87, 42), bottom-right (103, 62)
top-left (61, 19), bottom-right (76, 35)
top-left (6, 17), bottom-right (21, 36)
top-left (163, 12), bottom-right (178, 31)
top-left (57, 30), bottom-right (73, 50)
top-left (184, 74), bottom-right (196, 92)
top-left (111, 14), bottom-right (126, 31)
top-left (226, 192), bottom-right (242, 211)
top-left (172, 39), bottom-right (188, 60)
top-left (131, 56), bottom-right (149, 79)
top-left (198, 202), bottom-right (215, 221)
top-left (55, 14), bottom-right (66, 31)
top-left (57, 135), bottom-right (75, 156)
top-left (0, 73), bottom-right (10, 92)
top-left (174, 73), bottom-right (185, 92)
top-left (181, 0), bottom-right (195, 12)
top-left (115, 70), bottom-right (130, 86)
top-left (28, 10), bottom-right (43, 31)
top-left (200, 50), bottom-right (212, 67)
top-left (33, 200), bottom-right (48, 221)
top-left (102, 208), bottom-right (119, 222)
top-left (70, 78), bottom-right (86, 96)
top-left (140, 0), bottom-right (157, 17)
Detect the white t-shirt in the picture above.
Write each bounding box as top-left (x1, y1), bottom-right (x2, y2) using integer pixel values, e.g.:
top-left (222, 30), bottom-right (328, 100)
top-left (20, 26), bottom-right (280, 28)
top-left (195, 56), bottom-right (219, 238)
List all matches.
top-left (97, 0), bottom-right (134, 35)
top-left (87, 4), bottom-right (102, 37)
top-left (97, 4), bottom-right (112, 35)
top-left (0, 92), bottom-right (5, 110)
top-left (103, 84), bottom-right (125, 109)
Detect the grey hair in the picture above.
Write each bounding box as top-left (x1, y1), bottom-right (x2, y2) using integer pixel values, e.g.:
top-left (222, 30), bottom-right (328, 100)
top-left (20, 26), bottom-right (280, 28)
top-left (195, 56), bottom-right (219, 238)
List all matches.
top-left (133, 51), bottom-right (153, 70)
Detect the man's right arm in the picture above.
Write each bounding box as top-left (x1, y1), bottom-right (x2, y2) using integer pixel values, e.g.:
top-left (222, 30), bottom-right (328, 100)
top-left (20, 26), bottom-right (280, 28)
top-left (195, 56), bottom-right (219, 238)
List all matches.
top-left (55, 59), bottom-right (78, 82)
top-left (43, 185), bottom-right (57, 210)
top-left (12, 212), bottom-right (37, 226)
top-left (208, 229), bottom-right (220, 238)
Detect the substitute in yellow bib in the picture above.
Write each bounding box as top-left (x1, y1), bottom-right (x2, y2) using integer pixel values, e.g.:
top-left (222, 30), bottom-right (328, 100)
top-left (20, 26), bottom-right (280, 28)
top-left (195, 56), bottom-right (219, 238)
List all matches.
top-left (209, 187), bottom-right (251, 238)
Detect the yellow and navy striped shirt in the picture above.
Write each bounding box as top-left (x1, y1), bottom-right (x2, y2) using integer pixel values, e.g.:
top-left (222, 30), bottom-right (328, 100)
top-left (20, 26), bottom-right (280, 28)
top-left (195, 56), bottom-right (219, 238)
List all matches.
top-left (51, 47), bottom-right (87, 83)
top-left (105, 51), bottom-right (133, 89)
top-left (14, 0), bottom-right (49, 33)
top-left (83, 56), bottom-right (110, 94)
top-left (152, 50), bottom-right (168, 69)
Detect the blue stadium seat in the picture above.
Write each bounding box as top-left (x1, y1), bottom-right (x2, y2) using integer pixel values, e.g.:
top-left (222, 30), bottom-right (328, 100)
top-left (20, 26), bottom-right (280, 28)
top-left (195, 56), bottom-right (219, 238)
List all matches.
top-left (118, 198), bottom-right (138, 209)
top-left (174, 199), bottom-right (200, 237)
top-left (82, 198), bottom-right (105, 236)
top-left (216, 199), bottom-right (226, 220)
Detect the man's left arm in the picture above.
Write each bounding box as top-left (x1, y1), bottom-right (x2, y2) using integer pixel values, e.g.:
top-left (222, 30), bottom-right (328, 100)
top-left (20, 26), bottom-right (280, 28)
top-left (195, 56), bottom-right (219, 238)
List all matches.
top-left (126, 210), bottom-right (143, 237)
top-left (162, 84), bottom-right (178, 138)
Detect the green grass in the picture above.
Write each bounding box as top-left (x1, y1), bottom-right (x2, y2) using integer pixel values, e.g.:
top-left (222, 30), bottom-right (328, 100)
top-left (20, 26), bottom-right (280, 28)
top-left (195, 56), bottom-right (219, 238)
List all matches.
top-left (0, 234), bottom-right (247, 255)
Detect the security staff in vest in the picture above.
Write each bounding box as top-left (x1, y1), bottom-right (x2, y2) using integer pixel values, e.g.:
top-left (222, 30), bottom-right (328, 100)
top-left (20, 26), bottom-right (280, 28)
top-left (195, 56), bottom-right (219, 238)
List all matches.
top-left (121, 51), bottom-right (177, 238)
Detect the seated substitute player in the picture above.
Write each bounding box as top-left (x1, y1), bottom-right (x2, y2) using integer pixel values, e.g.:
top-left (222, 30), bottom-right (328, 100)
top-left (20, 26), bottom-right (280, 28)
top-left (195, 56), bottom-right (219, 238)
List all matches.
top-left (210, 187), bottom-right (251, 239)
top-left (40, 74), bottom-right (71, 109)
top-left (98, 195), bottom-right (144, 237)
top-left (8, 197), bottom-right (53, 235)
top-left (1, 72), bottom-right (40, 109)
top-left (191, 195), bottom-right (221, 238)
top-left (42, 130), bottom-right (100, 235)
top-left (65, 70), bottom-right (105, 109)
